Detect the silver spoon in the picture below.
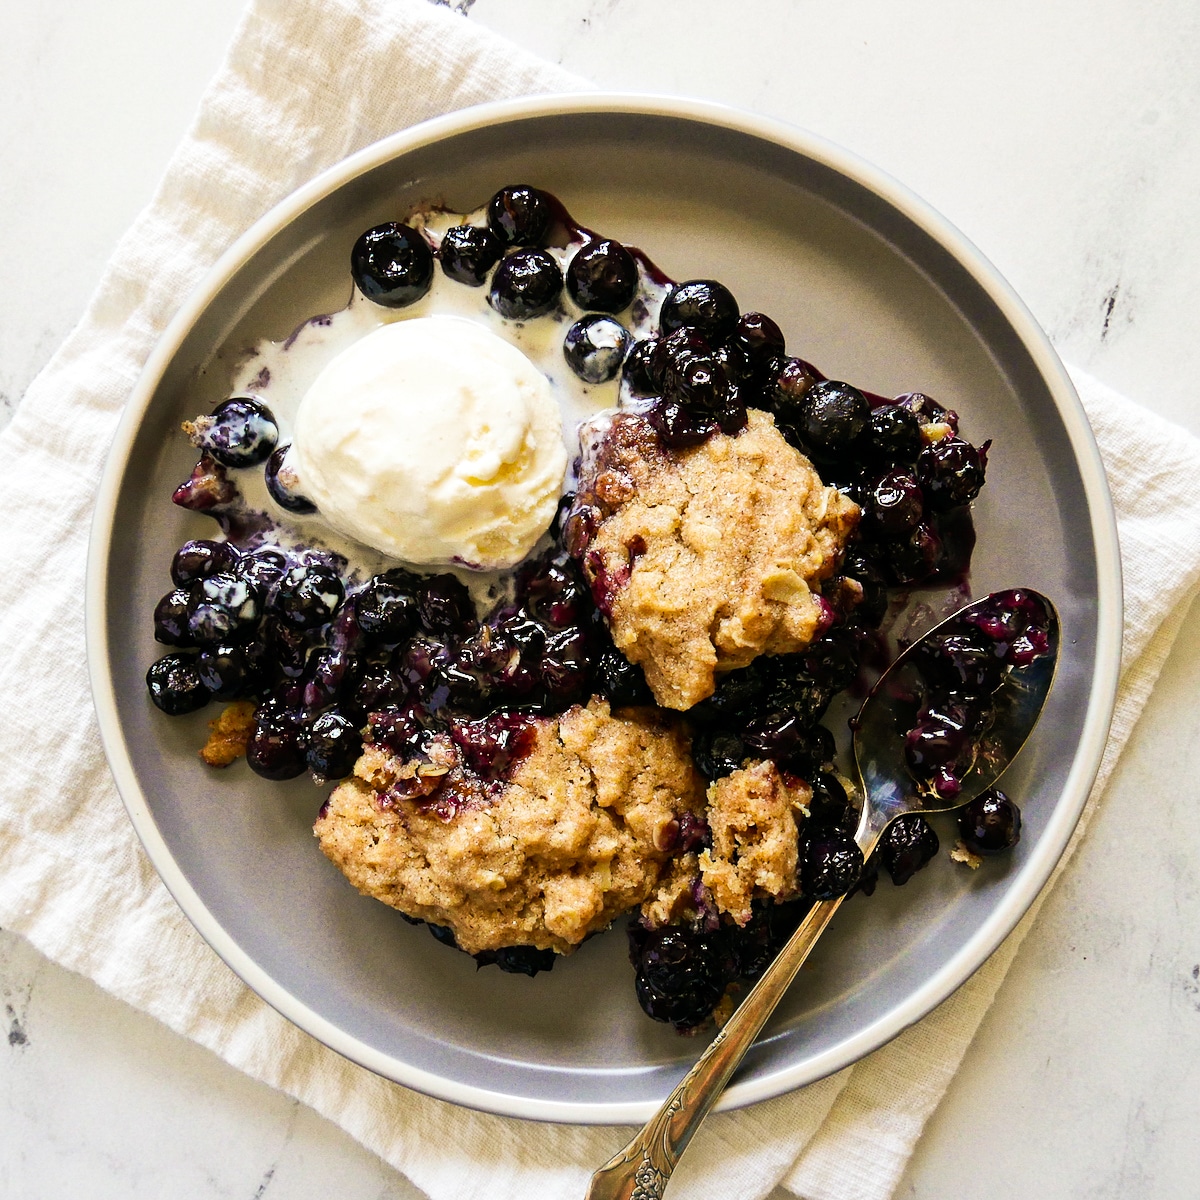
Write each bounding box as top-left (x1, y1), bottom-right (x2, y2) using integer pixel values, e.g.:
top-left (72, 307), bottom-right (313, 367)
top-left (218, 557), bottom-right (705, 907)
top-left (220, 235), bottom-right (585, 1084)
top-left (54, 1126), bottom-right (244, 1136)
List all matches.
top-left (586, 589), bottom-right (1060, 1200)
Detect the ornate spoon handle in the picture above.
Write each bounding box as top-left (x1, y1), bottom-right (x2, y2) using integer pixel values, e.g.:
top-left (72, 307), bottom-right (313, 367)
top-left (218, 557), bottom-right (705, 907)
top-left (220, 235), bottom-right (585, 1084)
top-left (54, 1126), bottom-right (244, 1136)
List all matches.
top-left (585, 896), bottom-right (845, 1200)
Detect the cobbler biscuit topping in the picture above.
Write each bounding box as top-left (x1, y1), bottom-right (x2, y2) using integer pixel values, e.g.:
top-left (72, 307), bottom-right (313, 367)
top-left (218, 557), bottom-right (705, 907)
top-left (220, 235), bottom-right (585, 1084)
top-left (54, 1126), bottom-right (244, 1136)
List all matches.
top-left (567, 409), bottom-right (859, 709)
top-left (314, 698), bottom-right (705, 955)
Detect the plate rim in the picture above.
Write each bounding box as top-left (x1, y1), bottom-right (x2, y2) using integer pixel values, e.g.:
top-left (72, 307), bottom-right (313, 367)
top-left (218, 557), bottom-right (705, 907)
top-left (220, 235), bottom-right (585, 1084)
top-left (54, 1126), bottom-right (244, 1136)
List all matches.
top-left (85, 91), bottom-right (1123, 1124)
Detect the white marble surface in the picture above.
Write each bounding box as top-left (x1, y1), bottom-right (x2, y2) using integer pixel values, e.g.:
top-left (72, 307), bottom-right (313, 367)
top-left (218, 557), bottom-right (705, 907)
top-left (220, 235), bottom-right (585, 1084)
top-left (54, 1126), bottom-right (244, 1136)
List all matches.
top-left (3, 0), bottom-right (1200, 1196)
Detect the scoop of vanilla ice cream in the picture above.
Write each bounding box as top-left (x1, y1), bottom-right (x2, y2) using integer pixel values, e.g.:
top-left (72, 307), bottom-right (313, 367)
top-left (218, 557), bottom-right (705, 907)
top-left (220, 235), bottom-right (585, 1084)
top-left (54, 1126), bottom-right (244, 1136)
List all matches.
top-left (292, 316), bottom-right (567, 569)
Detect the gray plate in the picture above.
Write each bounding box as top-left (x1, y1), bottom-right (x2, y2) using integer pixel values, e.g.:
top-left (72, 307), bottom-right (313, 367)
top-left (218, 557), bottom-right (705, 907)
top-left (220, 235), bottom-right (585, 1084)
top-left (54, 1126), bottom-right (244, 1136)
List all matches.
top-left (86, 95), bottom-right (1122, 1124)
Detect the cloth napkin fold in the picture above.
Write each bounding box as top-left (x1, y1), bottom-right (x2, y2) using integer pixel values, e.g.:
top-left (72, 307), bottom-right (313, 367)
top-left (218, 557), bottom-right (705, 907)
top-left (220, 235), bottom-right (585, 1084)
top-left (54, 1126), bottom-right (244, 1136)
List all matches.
top-left (2, 1), bottom-right (1199, 1198)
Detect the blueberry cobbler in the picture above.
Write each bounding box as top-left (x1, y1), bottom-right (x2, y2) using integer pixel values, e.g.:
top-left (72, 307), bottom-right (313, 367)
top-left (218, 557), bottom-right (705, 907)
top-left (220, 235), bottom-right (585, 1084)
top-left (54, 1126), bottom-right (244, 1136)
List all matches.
top-left (146, 184), bottom-right (1019, 1031)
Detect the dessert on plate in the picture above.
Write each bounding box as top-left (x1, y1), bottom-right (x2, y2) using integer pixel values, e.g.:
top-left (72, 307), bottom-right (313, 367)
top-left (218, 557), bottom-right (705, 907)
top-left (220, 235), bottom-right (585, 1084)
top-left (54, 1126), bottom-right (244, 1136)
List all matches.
top-left (146, 184), bottom-right (1014, 1030)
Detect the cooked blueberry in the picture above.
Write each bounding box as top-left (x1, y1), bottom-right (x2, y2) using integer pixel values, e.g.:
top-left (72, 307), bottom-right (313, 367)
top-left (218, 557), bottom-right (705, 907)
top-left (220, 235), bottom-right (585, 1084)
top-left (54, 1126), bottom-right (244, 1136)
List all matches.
top-left (691, 727), bottom-right (746, 780)
top-left (647, 398), bottom-right (716, 449)
top-left (186, 572), bottom-right (260, 644)
top-left (630, 924), bottom-right (730, 1031)
top-left (170, 539), bottom-right (239, 588)
top-left (301, 646), bottom-right (353, 711)
top-left (802, 629), bottom-right (861, 692)
top-left (880, 814), bottom-right (940, 885)
top-left (864, 404), bottom-right (922, 466)
top-left (540, 625), bottom-right (591, 702)
top-left (958, 787), bottom-right (1022, 855)
top-left (688, 659), bottom-right (772, 725)
top-left (488, 248), bottom-right (563, 320)
top-left (355, 569), bottom-right (421, 642)
top-left (715, 390), bottom-right (749, 435)
top-left (350, 660), bottom-right (409, 717)
top-left (146, 653), bottom-right (210, 715)
top-left (196, 643), bottom-right (257, 700)
top-left (711, 341), bottom-right (753, 387)
top-left (350, 222), bottom-right (434, 307)
top-left (153, 588), bottom-right (194, 646)
top-left (418, 574), bottom-right (475, 635)
top-left (778, 724), bottom-right (836, 779)
top-left (885, 520), bottom-right (942, 585)
top-left (966, 588), bottom-right (1052, 666)
top-left (766, 357), bottom-right (817, 429)
top-left (798, 380), bottom-right (870, 456)
top-left (264, 444), bottom-right (317, 514)
top-left (233, 546), bottom-right (289, 593)
top-left (438, 223), bottom-right (502, 285)
top-left (246, 703), bottom-right (308, 780)
top-left (272, 563), bottom-right (344, 629)
top-left (474, 945), bottom-right (557, 976)
top-left (196, 397), bottom-right (279, 468)
top-left (566, 238), bottom-right (638, 313)
top-left (252, 615), bottom-right (312, 682)
top-left (486, 185), bottom-right (553, 247)
top-left (428, 923), bottom-right (461, 949)
top-left (592, 637), bottom-right (653, 707)
top-left (863, 469), bottom-right (924, 536)
top-left (563, 314), bottom-right (631, 384)
top-left (916, 437), bottom-right (988, 511)
top-left (804, 771), bottom-right (855, 833)
top-left (305, 711), bottom-right (362, 780)
top-left (734, 311), bottom-right (786, 368)
top-left (903, 701), bottom-right (981, 798)
top-left (658, 280), bottom-right (740, 343)
top-left (800, 833), bottom-right (863, 899)
top-left (622, 337), bottom-right (660, 396)
top-left (520, 559), bottom-right (587, 628)
top-left (911, 630), bottom-right (1005, 698)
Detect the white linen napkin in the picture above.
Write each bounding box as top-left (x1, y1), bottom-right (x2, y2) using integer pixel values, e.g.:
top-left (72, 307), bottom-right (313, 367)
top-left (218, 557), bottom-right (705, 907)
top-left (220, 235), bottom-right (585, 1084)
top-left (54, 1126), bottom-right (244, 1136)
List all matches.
top-left (2, 1), bottom-right (1199, 1198)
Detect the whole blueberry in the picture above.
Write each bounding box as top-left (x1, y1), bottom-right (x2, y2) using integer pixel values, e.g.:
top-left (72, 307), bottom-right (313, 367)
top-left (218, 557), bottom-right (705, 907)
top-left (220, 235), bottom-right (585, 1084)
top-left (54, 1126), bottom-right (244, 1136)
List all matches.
top-left (196, 643), bottom-right (258, 700)
top-left (197, 397), bottom-right (279, 468)
top-left (800, 833), bottom-right (864, 899)
top-left (478, 945), bottom-right (557, 976)
top-left (488, 248), bottom-right (563, 320)
top-left (647, 398), bottom-right (716, 449)
top-left (917, 437), bottom-right (988, 511)
top-left (766, 358), bottom-right (817, 429)
top-left (272, 563), bottom-right (344, 630)
top-left (486, 185), bottom-right (553, 247)
top-left (658, 280), bottom-right (740, 343)
top-left (622, 337), bottom-right (660, 396)
top-left (246, 703), bottom-right (308, 780)
top-left (958, 787), bottom-right (1022, 855)
top-left (186, 572), bottom-right (261, 645)
top-left (886, 520), bottom-right (942, 585)
top-left (864, 469), bottom-right (925, 536)
top-left (153, 588), bottom-right (194, 646)
top-left (880, 813), bottom-right (940, 885)
top-left (734, 311), bottom-right (786, 368)
top-left (864, 404), bottom-right (923, 466)
top-left (418, 574), bottom-right (475, 635)
top-left (438, 224), bottom-right (502, 285)
top-left (691, 727), bottom-right (746, 780)
top-left (566, 238), bottom-right (638, 313)
top-left (563, 315), bottom-right (631, 384)
top-left (350, 222), bottom-right (434, 308)
top-left (799, 380), bottom-right (870, 456)
top-left (265, 445), bottom-right (317, 514)
top-left (233, 546), bottom-right (289, 594)
top-left (306, 710), bottom-right (362, 780)
top-left (171, 539), bottom-right (239, 588)
top-left (592, 638), bottom-right (653, 707)
top-left (630, 924), bottom-right (730, 1031)
top-left (355, 569), bottom-right (421, 642)
top-left (146, 653), bottom-right (210, 715)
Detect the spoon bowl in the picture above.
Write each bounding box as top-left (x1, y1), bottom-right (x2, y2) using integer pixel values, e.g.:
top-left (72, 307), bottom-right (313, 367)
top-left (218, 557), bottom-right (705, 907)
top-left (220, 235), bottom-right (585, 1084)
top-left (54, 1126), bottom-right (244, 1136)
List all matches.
top-left (587, 589), bottom-right (1060, 1200)
top-left (853, 590), bottom-right (1060, 851)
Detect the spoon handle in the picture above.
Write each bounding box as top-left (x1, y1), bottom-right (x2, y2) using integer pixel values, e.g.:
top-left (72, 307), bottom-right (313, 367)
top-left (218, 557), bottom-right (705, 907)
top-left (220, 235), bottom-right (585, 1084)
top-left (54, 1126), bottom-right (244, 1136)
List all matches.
top-left (585, 896), bottom-right (845, 1200)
